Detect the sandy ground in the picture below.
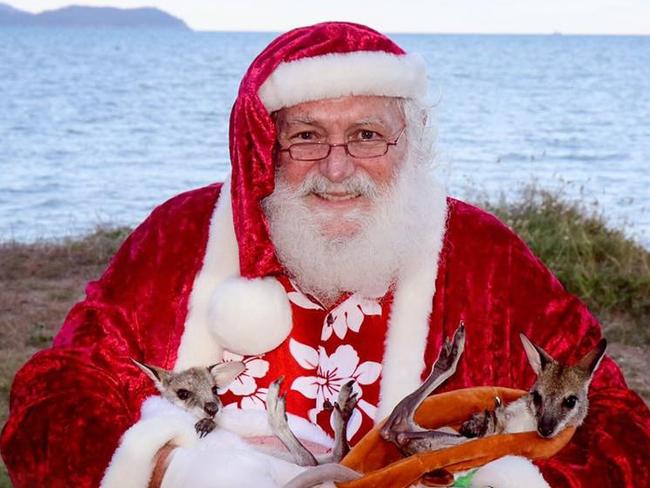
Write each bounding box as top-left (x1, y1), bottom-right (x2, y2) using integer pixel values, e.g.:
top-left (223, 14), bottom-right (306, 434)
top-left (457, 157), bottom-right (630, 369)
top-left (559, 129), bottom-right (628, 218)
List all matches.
top-left (607, 342), bottom-right (650, 403)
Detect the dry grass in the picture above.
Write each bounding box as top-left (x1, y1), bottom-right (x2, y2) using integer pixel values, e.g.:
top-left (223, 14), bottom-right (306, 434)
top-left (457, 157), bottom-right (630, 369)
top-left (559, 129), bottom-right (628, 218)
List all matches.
top-left (0, 227), bottom-right (130, 487)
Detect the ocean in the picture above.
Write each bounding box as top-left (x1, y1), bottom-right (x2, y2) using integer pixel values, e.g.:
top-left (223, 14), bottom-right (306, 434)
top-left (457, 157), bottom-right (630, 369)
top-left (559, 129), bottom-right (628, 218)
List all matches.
top-left (1, 29), bottom-right (649, 246)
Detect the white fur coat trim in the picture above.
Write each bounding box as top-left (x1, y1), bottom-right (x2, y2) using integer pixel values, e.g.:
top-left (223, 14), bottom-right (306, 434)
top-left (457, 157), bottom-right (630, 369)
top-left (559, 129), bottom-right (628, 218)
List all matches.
top-left (176, 175), bottom-right (293, 364)
top-left (174, 176), bottom-right (237, 370)
top-left (100, 396), bottom-right (200, 488)
top-left (470, 456), bottom-right (550, 488)
top-left (101, 396), bottom-right (334, 488)
top-left (258, 51), bottom-right (428, 112)
top-left (376, 179), bottom-right (448, 420)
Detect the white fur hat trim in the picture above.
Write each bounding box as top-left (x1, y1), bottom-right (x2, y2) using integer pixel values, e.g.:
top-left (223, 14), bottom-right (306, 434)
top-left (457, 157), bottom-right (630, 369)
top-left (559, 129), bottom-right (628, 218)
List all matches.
top-left (259, 51), bottom-right (428, 112)
top-left (470, 455), bottom-right (550, 488)
top-left (208, 275), bottom-right (293, 356)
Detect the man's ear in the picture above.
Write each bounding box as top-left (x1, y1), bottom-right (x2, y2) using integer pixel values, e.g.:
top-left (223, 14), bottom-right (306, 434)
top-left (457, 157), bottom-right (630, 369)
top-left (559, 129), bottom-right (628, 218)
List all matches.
top-left (209, 361), bottom-right (246, 386)
top-left (131, 359), bottom-right (169, 391)
top-left (576, 338), bottom-right (607, 378)
top-left (520, 333), bottom-right (554, 375)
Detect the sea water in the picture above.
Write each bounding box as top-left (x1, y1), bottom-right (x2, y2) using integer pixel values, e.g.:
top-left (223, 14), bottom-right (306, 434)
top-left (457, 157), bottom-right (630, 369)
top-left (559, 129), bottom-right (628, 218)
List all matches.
top-left (0, 29), bottom-right (649, 246)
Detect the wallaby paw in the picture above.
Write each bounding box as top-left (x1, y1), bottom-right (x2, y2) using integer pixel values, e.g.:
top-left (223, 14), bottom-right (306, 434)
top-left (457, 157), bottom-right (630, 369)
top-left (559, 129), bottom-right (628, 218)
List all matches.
top-left (195, 418), bottom-right (216, 438)
top-left (459, 409), bottom-right (491, 438)
top-left (435, 322), bottom-right (466, 372)
top-left (335, 381), bottom-right (359, 421)
top-left (267, 376), bottom-right (284, 400)
top-left (266, 377), bottom-right (288, 429)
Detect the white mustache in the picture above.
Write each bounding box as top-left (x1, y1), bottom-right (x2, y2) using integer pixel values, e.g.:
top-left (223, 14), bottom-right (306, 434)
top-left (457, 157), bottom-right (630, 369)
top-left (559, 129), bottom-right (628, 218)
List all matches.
top-left (296, 173), bottom-right (381, 199)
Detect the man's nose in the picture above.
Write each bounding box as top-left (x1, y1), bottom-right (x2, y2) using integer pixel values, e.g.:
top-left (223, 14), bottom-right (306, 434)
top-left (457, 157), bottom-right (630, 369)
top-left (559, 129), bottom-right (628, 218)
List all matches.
top-left (318, 144), bottom-right (355, 183)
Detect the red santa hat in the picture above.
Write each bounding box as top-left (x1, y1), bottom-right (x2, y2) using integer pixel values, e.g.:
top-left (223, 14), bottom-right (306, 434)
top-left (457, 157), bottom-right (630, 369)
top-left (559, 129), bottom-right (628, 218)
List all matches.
top-left (207, 22), bottom-right (429, 356)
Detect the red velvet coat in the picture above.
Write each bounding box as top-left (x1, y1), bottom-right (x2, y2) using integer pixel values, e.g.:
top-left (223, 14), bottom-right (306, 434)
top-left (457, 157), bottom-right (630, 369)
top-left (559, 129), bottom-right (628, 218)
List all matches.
top-left (2, 183), bottom-right (649, 487)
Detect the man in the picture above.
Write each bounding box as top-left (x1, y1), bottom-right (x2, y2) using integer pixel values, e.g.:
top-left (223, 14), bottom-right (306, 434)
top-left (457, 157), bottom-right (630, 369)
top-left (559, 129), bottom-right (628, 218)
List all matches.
top-left (2, 22), bottom-right (649, 487)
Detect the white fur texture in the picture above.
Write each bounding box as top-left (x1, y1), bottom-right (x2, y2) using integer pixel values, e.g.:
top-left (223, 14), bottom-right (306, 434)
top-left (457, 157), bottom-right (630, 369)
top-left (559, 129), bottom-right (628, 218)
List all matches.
top-left (160, 431), bottom-right (308, 488)
top-left (470, 456), bottom-right (550, 488)
top-left (174, 176), bottom-right (238, 370)
top-left (100, 397), bottom-right (199, 488)
top-left (258, 52), bottom-right (428, 112)
top-left (101, 396), bottom-right (335, 488)
top-left (208, 275), bottom-right (293, 356)
top-left (376, 178), bottom-right (448, 419)
top-left (219, 407), bottom-right (334, 448)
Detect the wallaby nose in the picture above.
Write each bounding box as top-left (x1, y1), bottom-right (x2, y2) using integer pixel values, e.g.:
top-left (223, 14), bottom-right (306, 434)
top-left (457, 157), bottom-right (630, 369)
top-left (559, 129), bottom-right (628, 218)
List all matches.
top-left (538, 418), bottom-right (557, 438)
top-left (204, 402), bottom-right (218, 417)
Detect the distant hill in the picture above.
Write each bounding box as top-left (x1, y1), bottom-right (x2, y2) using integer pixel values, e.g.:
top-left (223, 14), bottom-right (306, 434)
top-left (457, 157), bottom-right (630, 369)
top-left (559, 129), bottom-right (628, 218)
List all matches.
top-left (0, 3), bottom-right (190, 29)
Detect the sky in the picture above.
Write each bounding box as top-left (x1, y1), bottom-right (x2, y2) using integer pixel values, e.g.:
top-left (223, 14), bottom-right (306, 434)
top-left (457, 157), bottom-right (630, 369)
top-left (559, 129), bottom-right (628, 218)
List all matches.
top-left (6, 0), bottom-right (650, 35)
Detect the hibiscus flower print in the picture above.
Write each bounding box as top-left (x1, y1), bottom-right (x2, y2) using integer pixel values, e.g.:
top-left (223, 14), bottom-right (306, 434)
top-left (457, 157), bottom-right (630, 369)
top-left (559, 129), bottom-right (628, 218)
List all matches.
top-left (221, 351), bottom-right (270, 409)
top-left (320, 296), bottom-right (381, 341)
top-left (289, 339), bottom-right (381, 438)
top-left (286, 282), bottom-right (382, 341)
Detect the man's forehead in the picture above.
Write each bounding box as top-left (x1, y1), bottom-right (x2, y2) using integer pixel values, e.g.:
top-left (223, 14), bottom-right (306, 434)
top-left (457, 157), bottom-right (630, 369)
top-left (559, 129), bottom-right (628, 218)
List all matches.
top-left (275, 96), bottom-right (403, 129)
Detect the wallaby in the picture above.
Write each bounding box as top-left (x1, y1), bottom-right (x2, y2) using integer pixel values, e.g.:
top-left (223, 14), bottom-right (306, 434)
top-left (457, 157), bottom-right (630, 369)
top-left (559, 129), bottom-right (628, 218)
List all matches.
top-left (131, 359), bottom-right (246, 437)
top-left (459, 333), bottom-right (607, 439)
top-left (133, 359), bottom-right (361, 485)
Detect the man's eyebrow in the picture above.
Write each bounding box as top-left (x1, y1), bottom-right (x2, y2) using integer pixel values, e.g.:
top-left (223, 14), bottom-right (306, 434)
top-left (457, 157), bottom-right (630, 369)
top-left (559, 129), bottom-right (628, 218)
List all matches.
top-left (353, 117), bottom-right (387, 126)
top-left (282, 116), bottom-right (318, 126)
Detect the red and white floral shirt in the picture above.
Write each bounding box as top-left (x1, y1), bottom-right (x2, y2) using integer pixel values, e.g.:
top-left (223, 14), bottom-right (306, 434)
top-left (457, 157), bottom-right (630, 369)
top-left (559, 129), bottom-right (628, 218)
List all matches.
top-left (219, 278), bottom-right (391, 443)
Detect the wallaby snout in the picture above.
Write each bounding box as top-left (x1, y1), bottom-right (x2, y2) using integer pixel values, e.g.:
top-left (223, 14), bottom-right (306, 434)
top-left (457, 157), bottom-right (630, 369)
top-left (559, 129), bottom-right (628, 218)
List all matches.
top-left (537, 415), bottom-right (557, 438)
top-left (204, 401), bottom-right (219, 417)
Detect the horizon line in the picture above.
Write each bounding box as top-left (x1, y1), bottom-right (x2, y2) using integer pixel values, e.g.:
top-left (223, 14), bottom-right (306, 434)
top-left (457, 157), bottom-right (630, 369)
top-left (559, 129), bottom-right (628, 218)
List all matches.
top-left (4, 2), bottom-right (649, 37)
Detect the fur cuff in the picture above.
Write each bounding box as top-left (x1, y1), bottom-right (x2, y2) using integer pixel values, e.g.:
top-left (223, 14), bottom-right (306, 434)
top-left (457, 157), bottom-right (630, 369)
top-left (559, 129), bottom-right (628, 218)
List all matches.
top-left (258, 51), bottom-right (427, 112)
top-left (100, 397), bottom-right (199, 488)
top-left (470, 456), bottom-right (550, 488)
top-left (208, 276), bottom-right (292, 356)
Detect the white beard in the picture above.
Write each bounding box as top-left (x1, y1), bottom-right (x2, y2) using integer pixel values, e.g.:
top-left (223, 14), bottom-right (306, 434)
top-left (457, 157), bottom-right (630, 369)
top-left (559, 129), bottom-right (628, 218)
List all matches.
top-left (262, 160), bottom-right (443, 305)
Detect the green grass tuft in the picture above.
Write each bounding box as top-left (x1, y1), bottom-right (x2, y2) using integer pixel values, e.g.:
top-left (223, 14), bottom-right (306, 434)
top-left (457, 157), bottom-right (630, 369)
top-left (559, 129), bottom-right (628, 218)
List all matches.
top-left (482, 186), bottom-right (650, 345)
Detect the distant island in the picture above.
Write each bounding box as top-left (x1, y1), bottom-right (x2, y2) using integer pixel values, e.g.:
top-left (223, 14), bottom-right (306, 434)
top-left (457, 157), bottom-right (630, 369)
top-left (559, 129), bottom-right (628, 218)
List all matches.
top-left (0, 3), bottom-right (190, 29)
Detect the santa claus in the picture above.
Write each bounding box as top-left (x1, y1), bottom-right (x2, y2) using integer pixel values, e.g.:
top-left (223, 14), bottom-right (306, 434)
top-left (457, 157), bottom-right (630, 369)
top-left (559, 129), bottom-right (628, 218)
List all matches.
top-left (1, 22), bottom-right (648, 488)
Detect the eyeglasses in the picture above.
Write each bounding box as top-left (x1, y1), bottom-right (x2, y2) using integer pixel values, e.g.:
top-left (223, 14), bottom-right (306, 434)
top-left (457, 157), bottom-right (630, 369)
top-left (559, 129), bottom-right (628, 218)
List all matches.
top-left (277, 127), bottom-right (405, 161)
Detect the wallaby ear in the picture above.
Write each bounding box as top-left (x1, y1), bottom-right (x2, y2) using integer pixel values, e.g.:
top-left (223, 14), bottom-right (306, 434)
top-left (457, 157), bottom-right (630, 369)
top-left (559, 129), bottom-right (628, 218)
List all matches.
top-left (576, 338), bottom-right (607, 377)
top-left (209, 361), bottom-right (246, 386)
top-left (520, 333), bottom-right (554, 375)
top-left (131, 359), bottom-right (169, 390)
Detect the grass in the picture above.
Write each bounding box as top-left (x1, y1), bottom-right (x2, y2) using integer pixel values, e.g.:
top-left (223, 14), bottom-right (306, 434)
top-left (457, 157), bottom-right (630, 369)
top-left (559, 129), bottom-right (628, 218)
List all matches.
top-left (0, 226), bottom-right (130, 488)
top-left (482, 186), bottom-right (650, 346)
top-left (1, 191), bottom-right (649, 485)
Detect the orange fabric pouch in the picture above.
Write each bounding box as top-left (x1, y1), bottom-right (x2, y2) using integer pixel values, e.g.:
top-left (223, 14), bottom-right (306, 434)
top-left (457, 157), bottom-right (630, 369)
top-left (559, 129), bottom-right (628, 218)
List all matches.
top-left (339, 387), bottom-right (575, 488)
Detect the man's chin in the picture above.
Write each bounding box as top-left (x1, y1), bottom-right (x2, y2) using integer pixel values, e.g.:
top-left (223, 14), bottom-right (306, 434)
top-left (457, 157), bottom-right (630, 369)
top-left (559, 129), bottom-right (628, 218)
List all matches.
top-left (318, 220), bottom-right (363, 239)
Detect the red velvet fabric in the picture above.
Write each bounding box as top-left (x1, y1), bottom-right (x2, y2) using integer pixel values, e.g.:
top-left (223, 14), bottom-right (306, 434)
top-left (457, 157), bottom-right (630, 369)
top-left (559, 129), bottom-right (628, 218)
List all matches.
top-left (1, 187), bottom-right (649, 487)
top-left (229, 22), bottom-right (405, 278)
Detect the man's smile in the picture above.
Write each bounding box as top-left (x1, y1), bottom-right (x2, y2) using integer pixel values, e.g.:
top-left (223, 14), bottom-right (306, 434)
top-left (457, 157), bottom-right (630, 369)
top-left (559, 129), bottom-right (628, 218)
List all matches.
top-left (312, 191), bottom-right (362, 202)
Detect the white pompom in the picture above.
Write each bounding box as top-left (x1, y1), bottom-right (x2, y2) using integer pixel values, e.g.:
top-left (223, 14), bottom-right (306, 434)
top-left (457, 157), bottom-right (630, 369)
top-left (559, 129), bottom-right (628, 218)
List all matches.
top-left (208, 276), bottom-right (292, 356)
top-left (470, 456), bottom-right (550, 488)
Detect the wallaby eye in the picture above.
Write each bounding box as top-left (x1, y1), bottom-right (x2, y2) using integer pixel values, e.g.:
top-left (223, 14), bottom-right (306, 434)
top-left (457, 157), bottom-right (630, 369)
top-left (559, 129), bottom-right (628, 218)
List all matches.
top-left (211, 386), bottom-right (220, 396)
top-left (176, 389), bottom-right (191, 400)
top-left (563, 395), bottom-right (578, 409)
top-left (532, 390), bottom-right (542, 407)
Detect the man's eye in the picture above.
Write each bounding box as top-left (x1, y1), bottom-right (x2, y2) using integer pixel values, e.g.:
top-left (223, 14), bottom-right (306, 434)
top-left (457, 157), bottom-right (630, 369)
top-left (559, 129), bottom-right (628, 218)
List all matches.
top-left (357, 130), bottom-right (381, 140)
top-left (293, 131), bottom-right (316, 141)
